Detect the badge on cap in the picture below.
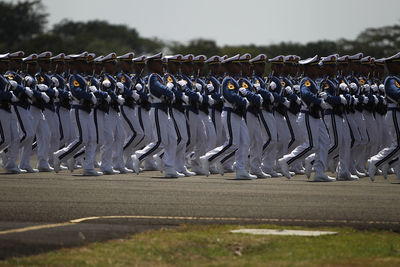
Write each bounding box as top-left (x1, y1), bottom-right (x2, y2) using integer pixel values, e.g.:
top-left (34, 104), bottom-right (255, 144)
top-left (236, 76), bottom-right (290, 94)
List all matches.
top-left (242, 82), bottom-right (248, 89)
top-left (167, 76), bottom-right (173, 83)
top-left (359, 79), bottom-right (365, 85)
top-left (121, 76), bottom-right (126, 83)
top-left (73, 80), bottom-right (80, 87)
top-left (305, 80), bottom-right (311, 87)
top-left (396, 81), bottom-right (400, 88)
top-left (281, 81), bottom-right (285, 87)
top-left (228, 82), bottom-right (235, 90)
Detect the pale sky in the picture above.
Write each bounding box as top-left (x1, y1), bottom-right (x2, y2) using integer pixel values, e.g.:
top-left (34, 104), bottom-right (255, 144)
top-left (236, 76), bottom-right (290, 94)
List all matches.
top-left (39, 0), bottom-right (400, 46)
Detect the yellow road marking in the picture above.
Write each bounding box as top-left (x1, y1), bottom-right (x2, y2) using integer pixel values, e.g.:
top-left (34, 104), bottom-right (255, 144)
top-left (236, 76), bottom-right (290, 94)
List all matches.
top-left (0, 215), bottom-right (399, 235)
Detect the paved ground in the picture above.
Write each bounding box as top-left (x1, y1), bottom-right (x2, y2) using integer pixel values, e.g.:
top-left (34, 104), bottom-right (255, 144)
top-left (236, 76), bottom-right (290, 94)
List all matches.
top-left (0, 170), bottom-right (399, 260)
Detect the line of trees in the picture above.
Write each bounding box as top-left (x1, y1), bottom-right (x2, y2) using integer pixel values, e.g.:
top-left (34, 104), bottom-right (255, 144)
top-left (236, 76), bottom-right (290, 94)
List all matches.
top-left (1, 1), bottom-right (400, 59)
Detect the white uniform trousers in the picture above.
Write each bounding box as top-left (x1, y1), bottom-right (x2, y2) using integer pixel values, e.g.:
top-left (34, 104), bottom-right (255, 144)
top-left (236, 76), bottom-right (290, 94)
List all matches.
top-left (134, 107), bottom-right (174, 169)
top-left (30, 106), bottom-right (51, 169)
top-left (370, 109), bottom-right (400, 169)
top-left (282, 112), bottom-right (329, 174)
top-left (43, 108), bottom-right (60, 166)
top-left (13, 105), bottom-right (35, 169)
top-left (55, 108), bottom-right (96, 170)
top-left (120, 105), bottom-right (144, 169)
top-left (210, 108), bottom-right (225, 146)
top-left (199, 111), bottom-right (216, 151)
top-left (169, 108), bottom-right (189, 172)
top-left (286, 111), bottom-right (305, 171)
top-left (185, 110), bottom-right (207, 170)
top-left (363, 111), bottom-right (379, 160)
top-left (259, 110), bottom-right (278, 172)
top-left (0, 108), bottom-right (19, 169)
top-left (275, 113), bottom-right (291, 167)
top-left (324, 113), bottom-right (349, 175)
top-left (100, 109), bottom-right (125, 171)
top-left (352, 111), bottom-right (368, 172)
top-left (203, 110), bottom-right (249, 171)
top-left (57, 106), bottom-right (75, 149)
top-left (246, 111), bottom-right (263, 173)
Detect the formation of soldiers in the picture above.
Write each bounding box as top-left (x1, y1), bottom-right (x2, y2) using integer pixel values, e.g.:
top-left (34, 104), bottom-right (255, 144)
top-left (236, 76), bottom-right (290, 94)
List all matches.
top-left (0, 50), bottom-right (399, 182)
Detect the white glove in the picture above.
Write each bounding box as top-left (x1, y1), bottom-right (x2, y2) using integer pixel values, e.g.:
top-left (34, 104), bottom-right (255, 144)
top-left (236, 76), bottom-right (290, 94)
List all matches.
top-left (293, 84), bottom-right (300, 93)
top-left (208, 97), bottom-right (215, 106)
top-left (105, 95), bottom-right (111, 103)
top-left (53, 88), bottom-right (59, 97)
top-left (51, 77), bottom-right (59, 88)
top-left (24, 76), bottom-right (34, 86)
top-left (116, 82), bottom-right (124, 93)
top-left (283, 99), bottom-right (290, 108)
top-left (11, 93), bottom-right (19, 103)
top-left (352, 96), bottom-right (359, 105)
top-left (320, 100), bottom-right (330, 110)
top-left (284, 86), bottom-right (292, 94)
top-left (339, 83), bottom-right (348, 92)
top-left (37, 84), bottom-right (48, 91)
top-left (132, 90), bottom-right (140, 101)
top-left (258, 95), bottom-right (263, 105)
top-left (339, 94), bottom-right (347, 105)
top-left (269, 81), bottom-right (277, 91)
top-left (253, 83), bottom-right (261, 92)
top-left (207, 83), bottom-right (214, 92)
top-left (117, 95), bottom-right (125, 105)
top-left (90, 92), bottom-right (97, 105)
top-left (363, 96), bottom-right (369, 104)
top-left (9, 80), bottom-right (18, 90)
top-left (195, 83), bottom-right (202, 92)
top-left (371, 84), bottom-right (378, 92)
top-left (135, 83), bottom-right (143, 91)
top-left (363, 84), bottom-right (370, 93)
top-left (296, 96), bottom-right (302, 105)
top-left (102, 80), bottom-right (111, 88)
top-left (41, 92), bottom-right (50, 103)
top-left (379, 84), bottom-right (385, 92)
top-left (372, 95), bottom-right (379, 104)
top-left (239, 87), bottom-right (247, 96)
top-left (177, 80), bottom-right (187, 87)
top-left (245, 98), bottom-right (250, 108)
top-left (319, 91), bottom-right (328, 100)
top-left (181, 94), bottom-right (189, 104)
top-left (25, 87), bottom-right (33, 98)
top-left (196, 92), bottom-right (203, 103)
top-left (88, 85), bottom-right (97, 93)
top-left (269, 93), bottom-right (274, 103)
top-left (350, 83), bottom-right (357, 91)
top-left (166, 82), bottom-right (174, 90)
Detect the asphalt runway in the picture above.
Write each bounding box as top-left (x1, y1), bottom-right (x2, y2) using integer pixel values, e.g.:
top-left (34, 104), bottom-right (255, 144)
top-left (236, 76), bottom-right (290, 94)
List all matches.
top-left (0, 169), bottom-right (399, 260)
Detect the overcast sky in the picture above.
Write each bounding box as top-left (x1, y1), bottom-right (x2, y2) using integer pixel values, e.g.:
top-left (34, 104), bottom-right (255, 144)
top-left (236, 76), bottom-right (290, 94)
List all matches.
top-left (40, 0), bottom-right (400, 46)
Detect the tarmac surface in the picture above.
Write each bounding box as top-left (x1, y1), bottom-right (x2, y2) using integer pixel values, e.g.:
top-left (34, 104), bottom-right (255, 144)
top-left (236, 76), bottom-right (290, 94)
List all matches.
top-left (0, 170), bottom-right (399, 260)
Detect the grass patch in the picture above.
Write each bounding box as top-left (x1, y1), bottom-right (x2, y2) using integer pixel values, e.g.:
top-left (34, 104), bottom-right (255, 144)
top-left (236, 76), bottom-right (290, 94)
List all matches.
top-left (2, 224), bottom-right (400, 266)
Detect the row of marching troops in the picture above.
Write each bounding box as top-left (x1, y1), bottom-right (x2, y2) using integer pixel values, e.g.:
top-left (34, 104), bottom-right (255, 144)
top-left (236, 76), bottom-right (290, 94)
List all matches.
top-left (0, 50), bottom-right (399, 181)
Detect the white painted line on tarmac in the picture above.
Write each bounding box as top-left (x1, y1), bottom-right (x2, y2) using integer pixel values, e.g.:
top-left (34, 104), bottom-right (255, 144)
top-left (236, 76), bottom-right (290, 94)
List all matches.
top-left (0, 215), bottom-right (399, 235)
top-left (231, 229), bottom-right (338, 236)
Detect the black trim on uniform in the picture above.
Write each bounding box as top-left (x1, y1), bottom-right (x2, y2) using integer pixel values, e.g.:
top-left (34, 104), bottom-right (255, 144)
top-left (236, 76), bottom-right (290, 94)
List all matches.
top-left (56, 106), bottom-right (64, 142)
top-left (285, 113), bottom-right (295, 149)
top-left (121, 106), bottom-right (137, 150)
top-left (328, 114), bottom-right (338, 154)
top-left (209, 110), bottom-right (233, 162)
top-left (170, 108), bottom-right (182, 145)
top-left (287, 113), bottom-right (313, 165)
top-left (59, 108), bottom-right (83, 160)
top-left (376, 110), bottom-right (400, 167)
top-left (0, 121), bottom-right (4, 147)
top-left (14, 106), bottom-right (26, 144)
top-left (259, 112), bottom-right (271, 152)
top-left (185, 109), bottom-right (191, 147)
top-left (94, 108), bottom-right (99, 144)
top-left (138, 108), bottom-right (161, 161)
